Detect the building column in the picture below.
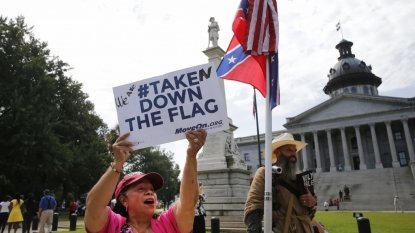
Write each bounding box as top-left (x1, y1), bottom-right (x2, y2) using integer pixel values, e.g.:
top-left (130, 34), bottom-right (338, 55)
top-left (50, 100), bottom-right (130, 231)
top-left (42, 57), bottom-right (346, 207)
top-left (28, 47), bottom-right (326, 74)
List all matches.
top-left (401, 118), bottom-right (415, 162)
top-left (326, 129), bottom-right (337, 172)
top-left (339, 127), bottom-right (351, 171)
top-left (384, 121), bottom-right (400, 167)
top-left (300, 132), bottom-right (309, 171)
top-left (312, 131), bottom-right (322, 173)
top-left (369, 123), bottom-right (383, 168)
top-left (353, 125), bottom-right (367, 170)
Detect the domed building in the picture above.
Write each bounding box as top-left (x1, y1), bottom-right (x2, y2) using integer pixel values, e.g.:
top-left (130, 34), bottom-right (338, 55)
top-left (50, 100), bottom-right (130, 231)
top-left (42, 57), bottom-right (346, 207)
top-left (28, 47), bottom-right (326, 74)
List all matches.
top-left (323, 39), bottom-right (382, 98)
top-left (233, 39), bottom-right (415, 212)
top-left (236, 39), bottom-right (415, 175)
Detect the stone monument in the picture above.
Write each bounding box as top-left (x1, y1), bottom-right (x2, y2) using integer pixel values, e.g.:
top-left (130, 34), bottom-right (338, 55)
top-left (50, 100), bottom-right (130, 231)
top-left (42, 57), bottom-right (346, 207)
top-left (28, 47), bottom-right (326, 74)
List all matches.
top-left (343, 185), bottom-right (351, 201)
top-left (208, 17), bottom-right (220, 48)
top-left (197, 18), bottom-right (251, 224)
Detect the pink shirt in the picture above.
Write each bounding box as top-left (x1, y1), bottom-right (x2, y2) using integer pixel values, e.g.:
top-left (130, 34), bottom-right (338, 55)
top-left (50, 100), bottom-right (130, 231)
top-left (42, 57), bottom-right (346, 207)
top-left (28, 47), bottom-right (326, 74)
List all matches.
top-left (86, 207), bottom-right (180, 233)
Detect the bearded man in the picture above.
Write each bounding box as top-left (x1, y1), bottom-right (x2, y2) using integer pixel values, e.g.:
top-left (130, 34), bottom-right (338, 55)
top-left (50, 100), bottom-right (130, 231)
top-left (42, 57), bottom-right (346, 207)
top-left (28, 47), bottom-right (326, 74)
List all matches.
top-left (244, 133), bottom-right (317, 233)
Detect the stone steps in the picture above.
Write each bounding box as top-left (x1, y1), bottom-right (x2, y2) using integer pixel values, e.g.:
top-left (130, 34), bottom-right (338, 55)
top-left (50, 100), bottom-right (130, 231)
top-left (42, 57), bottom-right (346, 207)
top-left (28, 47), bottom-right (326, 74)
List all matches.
top-left (314, 167), bottom-right (415, 211)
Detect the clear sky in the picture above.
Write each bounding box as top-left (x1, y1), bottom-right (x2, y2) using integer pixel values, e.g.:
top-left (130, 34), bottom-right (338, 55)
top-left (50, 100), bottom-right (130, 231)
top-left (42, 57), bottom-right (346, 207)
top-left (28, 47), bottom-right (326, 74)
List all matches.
top-left (2, 0), bottom-right (415, 176)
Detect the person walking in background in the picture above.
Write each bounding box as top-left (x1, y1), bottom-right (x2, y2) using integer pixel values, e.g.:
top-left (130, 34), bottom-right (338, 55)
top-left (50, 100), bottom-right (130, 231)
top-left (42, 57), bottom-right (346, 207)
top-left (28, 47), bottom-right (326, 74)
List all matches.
top-left (193, 182), bottom-right (207, 233)
top-left (339, 189), bottom-right (343, 202)
top-left (19, 195), bottom-right (25, 230)
top-left (37, 189), bottom-right (57, 233)
top-left (394, 196), bottom-right (403, 213)
top-left (61, 200), bottom-right (66, 212)
top-left (335, 198), bottom-right (340, 210)
top-left (7, 193), bottom-right (24, 233)
top-left (324, 200), bottom-right (329, 211)
top-left (0, 195), bottom-right (11, 233)
top-left (338, 163), bottom-right (342, 172)
top-left (23, 193), bottom-right (37, 233)
top-left (68, 199), bottom-right (77, 219)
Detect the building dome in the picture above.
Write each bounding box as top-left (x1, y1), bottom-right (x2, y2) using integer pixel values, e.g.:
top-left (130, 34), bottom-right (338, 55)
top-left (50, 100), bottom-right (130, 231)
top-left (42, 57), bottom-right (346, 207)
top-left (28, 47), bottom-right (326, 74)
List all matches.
top-left (323, 39), bottom-right (382, 98)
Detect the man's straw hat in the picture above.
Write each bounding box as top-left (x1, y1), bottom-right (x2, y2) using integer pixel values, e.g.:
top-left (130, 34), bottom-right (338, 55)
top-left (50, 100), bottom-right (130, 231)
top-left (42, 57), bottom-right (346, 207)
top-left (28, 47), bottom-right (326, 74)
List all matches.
top-left (263, 133), bottom-right (307, 162)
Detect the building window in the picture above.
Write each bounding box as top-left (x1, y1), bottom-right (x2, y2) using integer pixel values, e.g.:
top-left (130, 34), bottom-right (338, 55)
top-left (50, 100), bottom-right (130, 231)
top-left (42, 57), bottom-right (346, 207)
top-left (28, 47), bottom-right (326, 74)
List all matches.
top-left (334, 91), bottom-right (338, 96)
top-left (343, 62), bottom-right (350, 70)
top-left (394, 132), bottom-right (402, 140)
top-left (351, 137), bottom-right (357, 149)
top-left (244, 153), bottom-right (250, 161)
top-left (344, 88), bottom-right (349, 93)
top-left (351, 87), bottom-right (357, 93)
top-left (247, 165), bottom-right (252, 171)
top-left (363, 86), bottom-right (369, 94)
top-left (398, 152), bottom-right (407, 166)
top-left (359, 61), bottom-right (366, 68)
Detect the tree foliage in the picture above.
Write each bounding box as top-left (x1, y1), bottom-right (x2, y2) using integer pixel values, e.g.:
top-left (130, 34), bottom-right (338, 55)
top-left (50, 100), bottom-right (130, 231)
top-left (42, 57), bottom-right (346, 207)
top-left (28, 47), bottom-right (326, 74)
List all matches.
top-left (0, 16), bottom-right (109, 201)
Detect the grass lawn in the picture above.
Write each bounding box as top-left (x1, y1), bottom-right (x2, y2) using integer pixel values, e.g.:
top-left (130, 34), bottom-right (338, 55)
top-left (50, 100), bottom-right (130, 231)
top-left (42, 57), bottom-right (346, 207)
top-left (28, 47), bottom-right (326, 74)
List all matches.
top-left (56, 211), bottom-right (415, 233)
top-left (57, 212), bottom-right (84, 222)
top-left (315, 211), bottom-right (415, 233)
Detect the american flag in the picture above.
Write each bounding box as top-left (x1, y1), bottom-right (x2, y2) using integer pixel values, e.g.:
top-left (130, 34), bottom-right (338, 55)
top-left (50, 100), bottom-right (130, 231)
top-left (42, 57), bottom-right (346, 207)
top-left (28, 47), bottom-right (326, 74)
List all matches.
top-left (241, 0), bottom-right (279, 56)
top-left (218, 0), bottom-right (279, 109)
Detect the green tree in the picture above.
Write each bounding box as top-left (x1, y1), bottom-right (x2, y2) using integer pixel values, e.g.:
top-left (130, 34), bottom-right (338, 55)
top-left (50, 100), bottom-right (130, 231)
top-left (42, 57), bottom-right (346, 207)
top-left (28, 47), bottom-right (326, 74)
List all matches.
top-left (0, 16), bottom-right (109, 201)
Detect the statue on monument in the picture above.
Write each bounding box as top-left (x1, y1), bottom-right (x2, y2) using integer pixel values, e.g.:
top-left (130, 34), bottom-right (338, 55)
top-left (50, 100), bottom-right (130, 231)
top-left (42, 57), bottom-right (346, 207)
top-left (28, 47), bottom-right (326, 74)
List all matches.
top-left (208, 17), bottom-right (220, 48)
top-left (344, 185), bottom-right (350, 197)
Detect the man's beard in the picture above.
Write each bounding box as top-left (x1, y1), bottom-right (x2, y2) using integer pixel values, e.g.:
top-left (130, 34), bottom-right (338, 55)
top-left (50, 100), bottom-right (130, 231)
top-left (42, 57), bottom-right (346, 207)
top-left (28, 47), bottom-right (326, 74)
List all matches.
top-left (278, 154), bottom-right (299, 180)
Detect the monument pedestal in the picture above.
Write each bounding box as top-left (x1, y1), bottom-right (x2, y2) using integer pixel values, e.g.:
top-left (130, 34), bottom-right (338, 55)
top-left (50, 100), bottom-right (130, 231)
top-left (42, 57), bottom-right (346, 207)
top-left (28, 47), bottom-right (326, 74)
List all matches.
top-left (344, 196), bottom-right (351, 202)
top-left (197, 118), bottom-right (251, 220)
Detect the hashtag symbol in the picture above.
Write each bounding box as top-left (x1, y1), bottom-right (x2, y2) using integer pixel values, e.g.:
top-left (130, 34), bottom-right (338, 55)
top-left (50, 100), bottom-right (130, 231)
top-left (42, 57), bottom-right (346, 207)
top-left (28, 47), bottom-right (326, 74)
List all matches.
top-left (137, 84), bottom-right (149, 98)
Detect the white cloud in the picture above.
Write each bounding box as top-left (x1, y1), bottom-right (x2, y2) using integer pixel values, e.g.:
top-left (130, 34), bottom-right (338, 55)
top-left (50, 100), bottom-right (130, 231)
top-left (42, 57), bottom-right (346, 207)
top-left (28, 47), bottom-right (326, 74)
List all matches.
top-left (2, 0), bottom-right (414, 177)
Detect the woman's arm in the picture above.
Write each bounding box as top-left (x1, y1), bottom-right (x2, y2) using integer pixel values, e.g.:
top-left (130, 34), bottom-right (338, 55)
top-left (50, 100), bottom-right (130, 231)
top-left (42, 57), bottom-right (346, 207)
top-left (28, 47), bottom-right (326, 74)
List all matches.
top-left (84, 132), bottom-right (133, 233)
top-left (174, 129), bottom-right (207, 233)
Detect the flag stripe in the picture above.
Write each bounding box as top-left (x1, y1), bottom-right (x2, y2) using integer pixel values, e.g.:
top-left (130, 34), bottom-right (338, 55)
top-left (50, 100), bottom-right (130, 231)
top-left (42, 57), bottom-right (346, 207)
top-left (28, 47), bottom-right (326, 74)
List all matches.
top-left (243, 0), bottom-right (279, 55)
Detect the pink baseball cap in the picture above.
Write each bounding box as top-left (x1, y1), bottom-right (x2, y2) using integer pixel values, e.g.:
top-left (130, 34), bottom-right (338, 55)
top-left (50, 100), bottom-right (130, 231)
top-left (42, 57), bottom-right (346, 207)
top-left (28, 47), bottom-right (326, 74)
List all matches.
top-left (115, 171), bottom-right (164, 199)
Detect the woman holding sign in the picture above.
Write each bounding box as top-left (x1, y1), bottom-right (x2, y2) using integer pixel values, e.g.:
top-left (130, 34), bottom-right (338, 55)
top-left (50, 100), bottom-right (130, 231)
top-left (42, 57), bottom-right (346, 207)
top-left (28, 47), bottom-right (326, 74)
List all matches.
top-left (84, 128), bottom-right (207, 233)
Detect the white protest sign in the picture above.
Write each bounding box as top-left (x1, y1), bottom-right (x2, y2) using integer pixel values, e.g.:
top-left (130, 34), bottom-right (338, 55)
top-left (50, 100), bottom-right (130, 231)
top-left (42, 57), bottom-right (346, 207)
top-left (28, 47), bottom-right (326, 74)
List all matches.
top-left (113, 63), bottom-right (229, 150)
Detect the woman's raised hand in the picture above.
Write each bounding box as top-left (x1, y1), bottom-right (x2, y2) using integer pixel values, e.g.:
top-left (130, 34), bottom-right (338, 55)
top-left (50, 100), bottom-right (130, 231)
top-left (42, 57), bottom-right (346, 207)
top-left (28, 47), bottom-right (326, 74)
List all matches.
top-left (185, 128), bottom-right (207, 156)
top-left (112, 132), bottom-right (134, 168)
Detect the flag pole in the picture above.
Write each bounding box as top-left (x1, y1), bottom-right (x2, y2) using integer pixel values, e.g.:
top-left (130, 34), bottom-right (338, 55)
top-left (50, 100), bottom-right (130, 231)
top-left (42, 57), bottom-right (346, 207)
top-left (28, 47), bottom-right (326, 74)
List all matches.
top-left (339, 19), bottom-right (344, 39)
top-left (253, 88), bottom-right (262, 167)
top-left (264, 55), bottom-right (273, 233)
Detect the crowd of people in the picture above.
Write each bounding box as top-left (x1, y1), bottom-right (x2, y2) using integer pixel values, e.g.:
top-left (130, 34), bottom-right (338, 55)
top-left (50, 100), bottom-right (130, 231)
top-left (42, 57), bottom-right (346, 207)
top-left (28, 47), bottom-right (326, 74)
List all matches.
top-left (0, 191), bottom-right (87, 233)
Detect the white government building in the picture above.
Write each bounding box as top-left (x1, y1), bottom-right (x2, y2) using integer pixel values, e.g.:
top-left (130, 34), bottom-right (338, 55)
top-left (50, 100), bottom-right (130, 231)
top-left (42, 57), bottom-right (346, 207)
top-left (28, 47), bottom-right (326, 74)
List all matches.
top-left (236, 39), bottom-right (415, 179)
